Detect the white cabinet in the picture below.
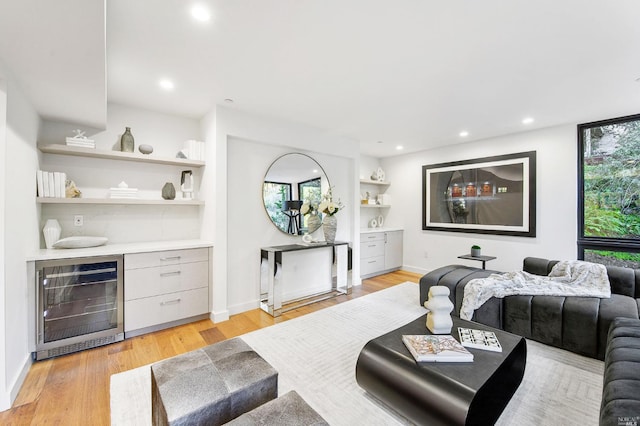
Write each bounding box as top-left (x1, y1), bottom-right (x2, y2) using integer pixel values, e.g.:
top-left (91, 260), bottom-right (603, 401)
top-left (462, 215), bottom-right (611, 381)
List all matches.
top-left (360, 230), bottom-right (403, 278)
top-left (124, 247), bottom-right (210, 336)
top-left (384, 230), bottom-right (403, 270)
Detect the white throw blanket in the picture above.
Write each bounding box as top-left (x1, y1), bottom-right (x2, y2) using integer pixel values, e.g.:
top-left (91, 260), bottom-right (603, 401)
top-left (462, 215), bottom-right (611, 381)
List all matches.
top-left (460, 260), bottom-right (611, 321)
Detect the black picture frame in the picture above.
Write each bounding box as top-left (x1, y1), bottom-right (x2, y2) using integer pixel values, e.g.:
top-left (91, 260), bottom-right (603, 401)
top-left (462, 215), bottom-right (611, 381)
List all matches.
top-left (422, 151), bottom-right (536, 237)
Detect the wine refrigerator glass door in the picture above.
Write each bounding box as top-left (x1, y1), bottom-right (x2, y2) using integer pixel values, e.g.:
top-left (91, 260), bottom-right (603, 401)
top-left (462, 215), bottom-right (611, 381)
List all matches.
top-left (35, 255), bottom-right (123, 360)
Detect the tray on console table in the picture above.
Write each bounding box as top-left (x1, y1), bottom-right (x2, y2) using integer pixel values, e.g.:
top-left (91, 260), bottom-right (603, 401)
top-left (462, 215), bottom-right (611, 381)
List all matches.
top-left (355, 315), bottom-right (526, 426)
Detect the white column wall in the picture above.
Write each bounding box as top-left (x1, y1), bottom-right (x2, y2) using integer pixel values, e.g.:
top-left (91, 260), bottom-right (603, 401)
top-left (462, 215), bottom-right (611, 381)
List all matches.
top-left (0, 66), bottom-right (41, 410)
top-left (380, 124), bottom-right (577, 274)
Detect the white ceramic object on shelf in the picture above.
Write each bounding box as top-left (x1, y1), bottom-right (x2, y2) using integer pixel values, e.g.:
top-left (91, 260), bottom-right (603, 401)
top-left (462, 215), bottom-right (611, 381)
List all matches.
top-left (377, 215), bottom-right (384, 227)
top-left (376, 167), bottom-right (385, 182)
top-left (43, 219), bottom-right (61, 249)
top-left (369, 218), bottom-right (378, 228)
top-left (52, 236), bottom-right (108, 249)
top-left (424, 286), bottom-right (454, 334)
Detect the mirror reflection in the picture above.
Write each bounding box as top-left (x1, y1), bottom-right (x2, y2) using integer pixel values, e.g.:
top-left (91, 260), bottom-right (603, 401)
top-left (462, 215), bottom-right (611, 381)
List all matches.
top-left (263, 153), bottom-right (330, 235)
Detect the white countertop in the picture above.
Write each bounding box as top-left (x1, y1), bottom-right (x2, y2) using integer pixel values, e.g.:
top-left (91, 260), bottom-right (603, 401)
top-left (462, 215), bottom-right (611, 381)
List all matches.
top-left (360, 227), bottom-right (404, 234)
top-left (27, 239), bottom-right (213, 261)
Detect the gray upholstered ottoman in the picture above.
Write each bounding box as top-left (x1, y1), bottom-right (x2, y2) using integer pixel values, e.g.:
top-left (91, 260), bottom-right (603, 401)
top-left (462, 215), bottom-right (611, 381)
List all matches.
top-left (226, 390), bottom-right (328, 426)
top-left (151, 338), bottom-right (278, 426)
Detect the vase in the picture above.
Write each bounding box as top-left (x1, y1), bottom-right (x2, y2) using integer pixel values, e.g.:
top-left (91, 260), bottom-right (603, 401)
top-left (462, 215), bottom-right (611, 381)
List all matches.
top-left (43, 219), bottom-right (61, 249)
top-left (307, 213), bottom-right (321, 233)
top-left (162, 182), bottom-right (176, 200)
top-left (424, 286), bottom-right (454, 334)
top-left (322, 214), bottom-right (337, 244)
top-left (120, 127), bottom-right (135, 152)
top-left (471, 248), bottom-right (481, 257)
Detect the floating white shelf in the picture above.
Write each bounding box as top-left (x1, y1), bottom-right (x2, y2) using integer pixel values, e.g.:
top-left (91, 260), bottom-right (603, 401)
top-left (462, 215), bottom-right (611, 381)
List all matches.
top-left (360, 204), bottom-right (391, 208)
top-left (359, 179), bottom-right (391, 186)
top-left (38, 144), bottom-right (205, 167)
top-left (37, 198), bottom-right (204, 206)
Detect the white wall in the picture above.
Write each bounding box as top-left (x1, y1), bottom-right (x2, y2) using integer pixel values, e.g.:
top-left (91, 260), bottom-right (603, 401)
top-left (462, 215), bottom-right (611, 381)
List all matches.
top-left (381, 124), bottom-right (577, 273)
top-left (0, 66), bottom-right (41, 410)
top-left (38, 103), bottom-right (203, 245)
top-left (201, 106), bottom-right (360, 320)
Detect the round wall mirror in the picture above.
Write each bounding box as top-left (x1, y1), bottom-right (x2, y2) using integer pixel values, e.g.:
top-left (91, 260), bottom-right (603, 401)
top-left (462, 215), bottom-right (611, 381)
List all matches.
top-left (263, 153), bottom-right (330, 235)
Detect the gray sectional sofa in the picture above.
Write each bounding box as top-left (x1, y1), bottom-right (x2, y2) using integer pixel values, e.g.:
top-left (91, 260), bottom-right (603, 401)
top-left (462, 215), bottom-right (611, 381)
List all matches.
top-left (419, 257), bottom-right (640, 360)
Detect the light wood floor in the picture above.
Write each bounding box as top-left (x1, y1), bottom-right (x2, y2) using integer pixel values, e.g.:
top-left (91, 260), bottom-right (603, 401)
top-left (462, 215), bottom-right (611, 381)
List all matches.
top-left (0, 270), bottom-right (421, 425)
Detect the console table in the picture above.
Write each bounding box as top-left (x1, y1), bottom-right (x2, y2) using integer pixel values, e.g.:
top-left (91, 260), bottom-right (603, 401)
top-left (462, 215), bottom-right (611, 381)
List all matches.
top-left (259, 242), bottom-right (350, 317)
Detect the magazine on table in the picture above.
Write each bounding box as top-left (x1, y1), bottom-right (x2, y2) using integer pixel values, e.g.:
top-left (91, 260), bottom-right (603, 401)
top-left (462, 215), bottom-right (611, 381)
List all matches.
top-left (401, 334), bottom-right (474, 363)
top-left (457, 327), bottom-right (503, 352)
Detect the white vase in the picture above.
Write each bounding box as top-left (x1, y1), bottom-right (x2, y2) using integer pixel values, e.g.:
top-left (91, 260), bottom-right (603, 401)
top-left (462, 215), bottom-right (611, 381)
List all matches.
top-left (424, 286), bottom-right (454, 334)
top-left (43, 219), bottom-right (61, 249)
top-left (322, 214), bottom-right (337, 244)
top-left (307, 213), bottom-right (321, 234)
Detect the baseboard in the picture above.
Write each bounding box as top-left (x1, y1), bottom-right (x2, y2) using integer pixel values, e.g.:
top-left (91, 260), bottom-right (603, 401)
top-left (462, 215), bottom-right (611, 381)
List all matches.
top-left (227, 300), bottom-right (259, 316)
top-left (210, 309), bottom-right (230, 323)
top-left (401, 265), bottom-right (430, 275)
top-left (0, 353), bottom-right (32, 412)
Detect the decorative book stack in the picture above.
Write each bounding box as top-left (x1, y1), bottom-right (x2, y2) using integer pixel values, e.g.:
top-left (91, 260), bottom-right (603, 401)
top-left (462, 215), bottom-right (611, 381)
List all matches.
top-left (36, 170), bottom-right (66, 198)
top-left (402, 335), bottom-right (473, 363)
top-left (109, 181), bottom-right (138, 199)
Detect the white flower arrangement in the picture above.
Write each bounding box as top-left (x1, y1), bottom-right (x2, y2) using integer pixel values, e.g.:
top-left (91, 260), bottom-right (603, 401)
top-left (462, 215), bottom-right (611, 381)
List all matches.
top-left (300, 201), bottom-right (317, 215)
top-left (318, 187), bottom-right (344, 216)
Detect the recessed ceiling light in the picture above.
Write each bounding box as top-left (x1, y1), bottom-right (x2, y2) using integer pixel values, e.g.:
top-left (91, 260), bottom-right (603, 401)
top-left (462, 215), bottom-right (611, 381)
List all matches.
top-left (159, 79), bottom-right (174, 90)
top-left (377, 140), bottom-right (383, 144)
top-left (191, 5), bottom-right (211, 22)
top-left (522, 117), bottom-right (534, 125)
top-left (396, 145), bottom-right (404, 150)
top-left (459, 131), bottom-right (469, 137)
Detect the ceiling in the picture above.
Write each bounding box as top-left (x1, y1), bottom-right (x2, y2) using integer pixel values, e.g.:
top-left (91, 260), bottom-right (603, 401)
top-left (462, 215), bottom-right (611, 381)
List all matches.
top-left (1, 1), bottom-right (640, 157)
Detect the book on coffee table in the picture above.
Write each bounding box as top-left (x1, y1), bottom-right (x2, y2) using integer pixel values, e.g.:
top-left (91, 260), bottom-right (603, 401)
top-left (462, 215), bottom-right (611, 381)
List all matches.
top-left (402, 335), bottom-right (474, 363)
top-left (457, 327), bottom-right (503, 352)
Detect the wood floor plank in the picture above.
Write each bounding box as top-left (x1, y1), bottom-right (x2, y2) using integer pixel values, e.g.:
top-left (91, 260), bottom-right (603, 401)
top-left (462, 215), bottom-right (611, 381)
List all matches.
top-left (0, 270), bottom-right (422, 424)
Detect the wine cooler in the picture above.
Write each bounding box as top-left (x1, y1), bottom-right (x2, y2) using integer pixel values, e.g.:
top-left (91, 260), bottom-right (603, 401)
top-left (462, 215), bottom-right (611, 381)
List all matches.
top-left (35, 255), bottom-right (124, 360)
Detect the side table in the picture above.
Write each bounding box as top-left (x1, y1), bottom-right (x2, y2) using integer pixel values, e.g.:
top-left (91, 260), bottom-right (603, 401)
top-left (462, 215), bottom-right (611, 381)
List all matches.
top-left (457, 254), bottom-right (496, 270)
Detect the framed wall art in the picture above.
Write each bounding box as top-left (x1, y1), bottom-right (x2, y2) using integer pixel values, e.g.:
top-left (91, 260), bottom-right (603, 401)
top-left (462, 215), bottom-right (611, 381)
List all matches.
top-left (422, 151), bottom-right (536, 237)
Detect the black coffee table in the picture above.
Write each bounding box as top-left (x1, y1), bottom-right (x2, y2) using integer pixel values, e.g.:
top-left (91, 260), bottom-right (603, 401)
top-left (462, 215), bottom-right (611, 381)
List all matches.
top-left (355, 315), bottom-right (526, 426)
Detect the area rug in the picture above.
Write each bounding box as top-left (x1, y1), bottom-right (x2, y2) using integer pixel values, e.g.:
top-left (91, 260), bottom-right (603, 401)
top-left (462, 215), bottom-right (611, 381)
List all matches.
top-left (110, 282), bottom-right (604, 425)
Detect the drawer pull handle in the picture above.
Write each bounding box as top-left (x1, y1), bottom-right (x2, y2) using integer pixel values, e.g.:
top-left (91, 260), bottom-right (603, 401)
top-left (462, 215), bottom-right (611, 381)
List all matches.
top-left (368, 244), bottom-right (376, 248)
top-left (160, 298), bottom-right (181, 306)
top-left (160, 256), bottom-right (181, 261)
top-left (160, 271), bottom-right (181, 277)
top-left (368, 260), bottom-right (377, 264)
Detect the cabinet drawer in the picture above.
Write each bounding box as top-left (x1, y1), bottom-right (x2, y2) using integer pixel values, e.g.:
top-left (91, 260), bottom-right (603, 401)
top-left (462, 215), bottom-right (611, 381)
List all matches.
top-left (124, 287), bottom-right (209, 332)
top-left (125, 248), bottom-right (209, 270)
top-left (361, 256), bottom-right (385, 276)
top-left (360, 241), bottom-right (385, 258)
top-left (361, 232), bottom-right (384, 242)
top-left (124, 261), bottom-right (208, 301)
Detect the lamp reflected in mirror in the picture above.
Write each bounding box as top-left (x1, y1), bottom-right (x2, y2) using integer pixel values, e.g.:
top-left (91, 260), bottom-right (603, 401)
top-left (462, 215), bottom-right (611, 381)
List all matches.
top-left (263, 153), bottom-right (330, 235)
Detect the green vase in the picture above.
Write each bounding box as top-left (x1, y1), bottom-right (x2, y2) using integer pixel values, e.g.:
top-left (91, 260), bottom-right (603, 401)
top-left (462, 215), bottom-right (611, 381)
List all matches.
top-left (120, 127), bottom-right (135, 152)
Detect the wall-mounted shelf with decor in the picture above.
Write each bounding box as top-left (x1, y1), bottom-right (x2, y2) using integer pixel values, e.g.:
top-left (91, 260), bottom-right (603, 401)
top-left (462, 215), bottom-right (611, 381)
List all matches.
top-left (38, 144), bottom-right (205, 168)
top-left (37, 198), bottom-right (204, 206)
top-left (359, 179), bottom-right (390, 186)
top-left (360, 204), bottom-right (391, 208)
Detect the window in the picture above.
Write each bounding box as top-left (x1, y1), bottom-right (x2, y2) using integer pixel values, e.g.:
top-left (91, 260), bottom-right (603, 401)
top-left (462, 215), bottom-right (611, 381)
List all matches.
top-left (298, 177), bottom-right (322, 231)
top-left (578, 114), bottom-right (640, 268)
top-left (263, 181), bottom-right (292, 231)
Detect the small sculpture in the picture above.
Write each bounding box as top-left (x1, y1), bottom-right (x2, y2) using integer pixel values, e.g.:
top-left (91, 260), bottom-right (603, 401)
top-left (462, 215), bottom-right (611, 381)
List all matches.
top-left (424, 286), bottom-right (454, 334)
top-left (162, 182), bottom-right (176, 200)
top-left (65, 179), bottom-right (82, 198)
top-left (181, 170), bottom-right (193, 199)
top-left (139, 144), bottom-right (153, 155)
